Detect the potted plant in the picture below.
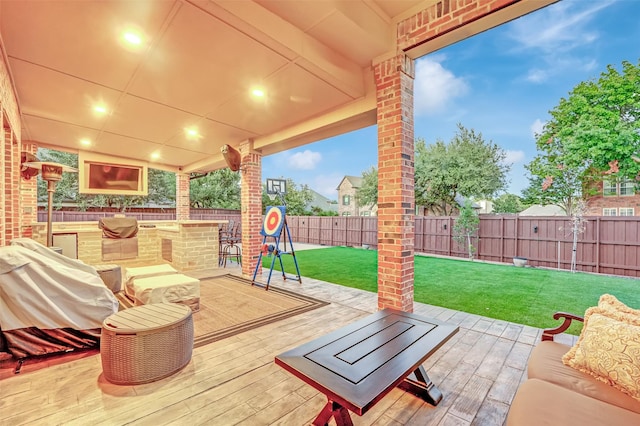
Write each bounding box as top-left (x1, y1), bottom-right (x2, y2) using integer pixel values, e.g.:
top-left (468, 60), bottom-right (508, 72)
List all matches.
top-left (513, 256), bottom-right (527, 267)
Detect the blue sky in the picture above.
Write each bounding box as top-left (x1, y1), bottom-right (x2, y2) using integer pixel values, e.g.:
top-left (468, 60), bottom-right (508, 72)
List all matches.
top-left (262, 0), bottom-right (640, 200)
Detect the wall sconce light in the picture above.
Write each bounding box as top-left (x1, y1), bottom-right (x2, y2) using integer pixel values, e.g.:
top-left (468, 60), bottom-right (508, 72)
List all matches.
top-left (533, 225), bottom-right (538, 233)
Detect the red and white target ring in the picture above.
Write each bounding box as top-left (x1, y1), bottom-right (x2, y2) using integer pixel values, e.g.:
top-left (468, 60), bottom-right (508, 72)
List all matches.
top-left (263, 207), bottom-right (283, 236)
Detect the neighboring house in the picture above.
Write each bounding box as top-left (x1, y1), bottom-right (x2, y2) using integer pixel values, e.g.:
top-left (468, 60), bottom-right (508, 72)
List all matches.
top-left (336, 175), bottom-right (376, 216)
top-left (519, 204), bottom-right (566, 216)
top-left (475, 200), bottom-right (494, 214)
top-left (306, 189), bottom-right (338, 214)
top-left (586, 178), bottom-right (640, 216)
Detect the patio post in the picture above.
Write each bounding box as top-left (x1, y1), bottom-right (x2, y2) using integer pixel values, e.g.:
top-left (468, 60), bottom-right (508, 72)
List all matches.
top-left (239, 139), bottom-right (262, 279)
top-left (176, 173), bottom-right (190, 220)
top-left (374, 53), bottom-right (415, 313)
top-left (19, 143), bottom-right (39, 239)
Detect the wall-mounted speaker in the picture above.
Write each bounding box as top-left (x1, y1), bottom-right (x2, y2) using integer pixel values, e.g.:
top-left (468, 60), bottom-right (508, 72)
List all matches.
top-left (221, 144), bottom-right (241, 172)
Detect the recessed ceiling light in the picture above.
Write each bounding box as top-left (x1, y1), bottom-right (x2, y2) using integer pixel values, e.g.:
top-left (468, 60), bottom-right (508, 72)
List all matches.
top-left (93, 105), bottom-right (107, 114)
top-left (150, 152), bottom-right (160, 160)
top-left (80, 138), bottom-right (91, 146)
top-left (251, 88), bottom-right (265, 98)
top-left (123, 31), bottom-right (142, 45)
top-left (184, 127), bottom-right (200, 139)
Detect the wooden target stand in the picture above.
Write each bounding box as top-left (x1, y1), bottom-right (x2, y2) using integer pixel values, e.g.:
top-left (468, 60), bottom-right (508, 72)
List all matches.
top-left (252, 205), bottom-right (302, 290)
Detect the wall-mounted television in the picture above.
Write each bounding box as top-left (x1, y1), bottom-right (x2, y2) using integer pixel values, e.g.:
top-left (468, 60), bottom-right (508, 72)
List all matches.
top-left (78, 152), bottom-right (148, 196)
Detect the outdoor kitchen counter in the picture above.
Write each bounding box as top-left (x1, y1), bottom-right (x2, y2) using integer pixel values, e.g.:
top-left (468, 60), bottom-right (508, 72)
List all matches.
top-left (30, 220), bottom-right (226, 272)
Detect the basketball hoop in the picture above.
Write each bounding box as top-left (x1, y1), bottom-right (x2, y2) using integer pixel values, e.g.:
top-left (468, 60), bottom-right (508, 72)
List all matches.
top-left (266, 178), bottom-right (287, 206)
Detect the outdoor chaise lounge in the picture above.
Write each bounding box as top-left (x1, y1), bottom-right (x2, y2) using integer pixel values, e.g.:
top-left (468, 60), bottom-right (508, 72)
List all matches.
top-left (0, 245), bottom-right (118, 361)
top-left (507, 294), bottom-right (640, 425)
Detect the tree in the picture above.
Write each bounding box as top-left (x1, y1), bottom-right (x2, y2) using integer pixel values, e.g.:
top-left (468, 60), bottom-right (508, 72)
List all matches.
top-left (523, 155), bottom-right (584, 215)
top-left (310, 206), bottom-right (338, 216)
top-left (525, 60), bottom-right (640, 213)
top-left (492, 193), bottom-right (525, 214)
top-left (36, 149), bottom-right (79, 207)
top-left (147, 168), bottom-right (176, 206)
top-left (189, 169), bottom-right (240, 208)
top-left (566, 200), bottom-right (588, 273)
top-left (415, 124), bottom-right (510, 216)
top-left (355, 166), bottom-right (378, 209)
top-left (453, 199), bottom-right (479, 260)
top-left (37, 148), bottom-right (175, 210)
top-left (262, 178), bottom-right (313, 216)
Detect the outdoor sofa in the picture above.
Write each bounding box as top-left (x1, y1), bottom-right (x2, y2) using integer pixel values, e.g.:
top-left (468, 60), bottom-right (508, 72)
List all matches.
top-left (507, 294), bottom-right (640, 425)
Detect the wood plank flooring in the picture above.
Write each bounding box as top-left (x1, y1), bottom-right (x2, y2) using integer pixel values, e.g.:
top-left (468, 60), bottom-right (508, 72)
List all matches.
top-left (0, 266), bottom-right (577, 426)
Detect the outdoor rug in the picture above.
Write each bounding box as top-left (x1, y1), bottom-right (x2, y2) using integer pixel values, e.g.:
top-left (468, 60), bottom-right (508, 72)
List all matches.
top-left (115, 274), bottom-right (328, 348)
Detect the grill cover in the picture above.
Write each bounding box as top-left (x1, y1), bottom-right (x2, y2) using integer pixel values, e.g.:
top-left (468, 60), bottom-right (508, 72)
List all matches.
top-left (99, 217), bottom-right (138, 239)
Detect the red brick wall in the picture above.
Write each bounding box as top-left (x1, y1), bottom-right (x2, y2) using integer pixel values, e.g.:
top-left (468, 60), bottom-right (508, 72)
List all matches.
top-left (239, 140), bottom-right (262, 278)
top-left (587, 181), bottom-right (640, 215)
top-left (397, 0), bottom-right (519, 50)
top-left (176, 173), bottom-right (190, 220)
top-left (1, 40), bottom-right (23, 246)
top-left (374, 53), bottom-right (415, 313)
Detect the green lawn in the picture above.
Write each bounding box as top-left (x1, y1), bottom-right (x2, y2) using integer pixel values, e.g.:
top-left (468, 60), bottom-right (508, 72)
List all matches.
top-left (264, 246), bottom-right (640, 335)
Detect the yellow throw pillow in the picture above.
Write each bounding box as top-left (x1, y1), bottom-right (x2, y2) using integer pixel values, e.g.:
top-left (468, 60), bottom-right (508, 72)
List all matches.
top-left (562, 294), bottom-right (640, 402)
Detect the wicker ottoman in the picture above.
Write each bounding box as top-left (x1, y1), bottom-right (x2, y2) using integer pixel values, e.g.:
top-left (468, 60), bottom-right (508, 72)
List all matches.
top-left (101, 303), bottom-right (193, 385)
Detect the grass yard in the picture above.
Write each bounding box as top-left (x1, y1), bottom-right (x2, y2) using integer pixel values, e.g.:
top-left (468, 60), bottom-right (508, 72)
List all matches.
top-left (264, 246), bottom-right (640, 334)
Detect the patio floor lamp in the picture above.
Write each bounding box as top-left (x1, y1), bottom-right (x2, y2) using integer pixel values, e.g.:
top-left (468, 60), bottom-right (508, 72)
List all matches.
top-left (24, 161), bottom-right (78, 247)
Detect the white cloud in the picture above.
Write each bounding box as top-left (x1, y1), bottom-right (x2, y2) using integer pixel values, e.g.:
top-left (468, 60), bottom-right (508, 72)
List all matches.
top-left (508, 0), bottom-right (614, 83)
top-left (525, 69), bottom-right (548, 83)
top-left (503, 150), bottom-right (525, 165)
top-left (414, 56), bottom-right (469, 116)
top-left (508, 0), bottom-right (613, 53)
top-left (288, 150), bottom-right (322, 170)
top-left (530, 119), bottom-right (545, 139)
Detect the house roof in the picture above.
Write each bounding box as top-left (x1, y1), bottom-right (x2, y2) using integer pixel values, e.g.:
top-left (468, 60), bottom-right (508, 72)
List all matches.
top-left (0, 1), bottom-right (554, 175)
top-left (306, 189), bottom-right (337, 213)
top-left (455, 194), bottom-right (480, 209)
top-left (336, 175), bottom-right (363, 190)
top-left (519, 204), bottom-right (567, 216)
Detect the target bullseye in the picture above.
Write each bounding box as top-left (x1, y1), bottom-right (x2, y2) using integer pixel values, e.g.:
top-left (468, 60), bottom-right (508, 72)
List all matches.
top-left (262, 206), bottom-right (284, 236)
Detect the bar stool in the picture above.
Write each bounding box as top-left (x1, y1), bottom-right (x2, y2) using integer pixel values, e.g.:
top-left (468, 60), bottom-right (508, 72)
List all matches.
top-left (219, 223), bottom-right (241, 267)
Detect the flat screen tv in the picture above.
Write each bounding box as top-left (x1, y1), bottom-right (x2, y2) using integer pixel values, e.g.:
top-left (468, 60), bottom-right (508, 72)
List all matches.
top-left (78, 152), bottom-right (148, 196)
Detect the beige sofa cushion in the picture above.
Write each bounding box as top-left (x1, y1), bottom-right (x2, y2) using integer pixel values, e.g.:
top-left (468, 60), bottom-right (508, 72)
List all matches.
top-left (562, 294), bottom-right (640, 402)
top-left (528, 341), bottom-right (640, 414)
top-left (507, 379), bottom-right (640, 426)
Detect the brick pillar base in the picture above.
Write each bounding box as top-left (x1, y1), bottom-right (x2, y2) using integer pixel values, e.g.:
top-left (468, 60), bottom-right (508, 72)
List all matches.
top-left (374, 53), bottom-right (415, 313)
top-left (239, 140), bottom-right (262, 278)
top-left (176, 173), bottom-right (190, 220)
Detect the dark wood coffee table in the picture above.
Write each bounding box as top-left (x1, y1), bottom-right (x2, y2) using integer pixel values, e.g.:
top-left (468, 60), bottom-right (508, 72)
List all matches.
top-left (275, 308), bottom-right (459, 425)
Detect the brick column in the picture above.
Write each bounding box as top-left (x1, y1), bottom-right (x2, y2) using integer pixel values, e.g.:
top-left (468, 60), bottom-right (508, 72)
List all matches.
top-left (19, 142), bottom-right (39, 238)
top-left (175, 173), bottom-right (190, 220)
top-left (3, 126), bottom-right (20, 246)
top-left (1, 43), bottom-right (22, 246)
top-left (239, 140), bottom-right (262, 278)
top-left (374, 53), bottom-right (415, 312)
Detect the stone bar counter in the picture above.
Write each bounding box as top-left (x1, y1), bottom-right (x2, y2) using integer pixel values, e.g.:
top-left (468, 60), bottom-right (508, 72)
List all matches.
top-left (29, 220), bottom-right (226, 272)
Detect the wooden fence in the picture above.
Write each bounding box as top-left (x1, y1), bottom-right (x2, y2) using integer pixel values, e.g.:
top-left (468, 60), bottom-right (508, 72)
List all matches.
top-left (39, 210), bottom-right (640, 278)
top-left (39, 208), bottom-right (239, 223)
top-left (286, 215), bottom-right (640, 278)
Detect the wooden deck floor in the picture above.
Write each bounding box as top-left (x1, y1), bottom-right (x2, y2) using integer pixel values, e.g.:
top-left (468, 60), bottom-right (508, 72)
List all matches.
top-left (1, 266), bottom-right (578, 426)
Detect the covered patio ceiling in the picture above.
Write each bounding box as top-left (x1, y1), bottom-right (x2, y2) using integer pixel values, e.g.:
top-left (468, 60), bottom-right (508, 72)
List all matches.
top-left (1, 0), bottom-right (555, 174)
